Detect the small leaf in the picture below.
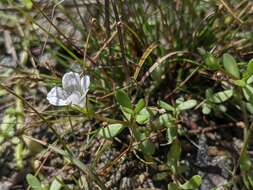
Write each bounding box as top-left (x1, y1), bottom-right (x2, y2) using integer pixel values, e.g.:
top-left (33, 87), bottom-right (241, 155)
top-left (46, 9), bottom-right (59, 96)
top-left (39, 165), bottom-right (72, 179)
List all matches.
top-left (247, 59), bottom-right (253, 76)
top-left (21, 0), bottom-right (33, 9)
top-left (197, 47), bottom-right (206, 55)
top-left (166, 127), bottom-right (177, 144)
top-left (167, 141), bottom-right (181, 173)
top-left (135, 99), bottom-right (146, 113)
top-left (246, 102), bottom-right (253, 114)
top-left (204, 53), bottom-right (220, 70)
top-left (223, 53), bottom-right (240, 78)
top-left (247, 75), bottom-right (253, 84)
top-left (153, 172), bottom-right (169, 181)
top-left (136, 132), bottom-right (155, 155)
top-left (98, 124), bottom-right (126, 139)
top-left (242, 175), bottom-right (251, 189)
top-left (158, 114), bottom-right (173, 128)
top-left (209, 89), bottom-right (233, 103)
top-left (121, 106), bottom-right (134, 115)
top-left (168, 183), bottom-right (180, 190)
top-left (26, 174), bottom-right (43, 190)
top-left (240, 152), bottom-right (252, 172)
top-left (50, 178), bottom-right (62, 190)
top-left (247, 171), bottom-right (253, 188)
top-left (115, 90), bottom-right (132, 109)
top-left (243, 85), bottom-right (253, 102)
top-left (158, 100), bottom-right (175, 112)
top-left (180, 175), bottom-right (202, 190)
top-left (234, 79), bottom-right (246, 87)
top-left (202, 103), bottom-right (211, 115)
top-left (136, 108), bottom-right (150, 125)
top-left (177, 99), bottom-right (197, 111)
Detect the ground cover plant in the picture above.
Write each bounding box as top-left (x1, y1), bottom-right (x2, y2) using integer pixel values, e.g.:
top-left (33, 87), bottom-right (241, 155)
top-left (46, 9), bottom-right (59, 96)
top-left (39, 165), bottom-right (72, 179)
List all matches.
top-left (0, 0), bottom-right (253, 189)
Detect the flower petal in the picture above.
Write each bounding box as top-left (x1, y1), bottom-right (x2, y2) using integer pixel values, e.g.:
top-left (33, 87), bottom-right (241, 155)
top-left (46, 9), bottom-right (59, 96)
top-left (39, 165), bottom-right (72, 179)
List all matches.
top-left (62, 72), bottom-right (81, 93)
top-left (47, 87), bottom-right (68, 106)
top-left (65, 91), bottom-right (84, 107)
top-left (80, 75), bottom-right (90, 95)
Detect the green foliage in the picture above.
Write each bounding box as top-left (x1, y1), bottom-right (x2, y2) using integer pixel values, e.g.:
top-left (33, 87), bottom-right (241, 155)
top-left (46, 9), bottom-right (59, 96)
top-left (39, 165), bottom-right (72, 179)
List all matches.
top-left (223, 53), bottom-right (240, 79)
top-left (115, 89), bottom-right (133, 120)
top-left (204, 53), bottom-right (220, 70)
top-left (49, 178), bottom-right (62, 190)
top-left (180, 175), bottom-right (202, 190)
top-left (26, 174), bottom-right (45, 190)
top-left (2, 0), bottom-right (253, 189)
top-left (167, 141), bottom-right (181, 174)
top-left (136, 131), bottom-right (155, 156)
top-left (209, 89), bottom-right (234, 104)
top-left (98, 124), bottom-right (126, 139)
top-left (21, 0), bottom-right (33, 9)
top-left (177, 99), bottom-right (197, 111)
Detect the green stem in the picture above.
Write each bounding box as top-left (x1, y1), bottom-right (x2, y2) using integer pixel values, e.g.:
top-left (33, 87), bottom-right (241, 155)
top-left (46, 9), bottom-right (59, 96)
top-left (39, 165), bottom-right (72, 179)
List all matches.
top-left (15, 83), bottom-right (24, 169)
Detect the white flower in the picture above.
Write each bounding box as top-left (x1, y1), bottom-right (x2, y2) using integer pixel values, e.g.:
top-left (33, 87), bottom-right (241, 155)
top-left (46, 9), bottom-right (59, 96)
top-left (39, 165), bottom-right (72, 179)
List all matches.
top-left (47, 72), bottom-right (90, 107)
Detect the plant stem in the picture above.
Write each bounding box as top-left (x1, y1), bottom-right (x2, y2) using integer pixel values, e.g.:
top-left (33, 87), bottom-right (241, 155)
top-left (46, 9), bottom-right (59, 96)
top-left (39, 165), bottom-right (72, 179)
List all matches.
top-left (111, 0), bottom-right (130, 78)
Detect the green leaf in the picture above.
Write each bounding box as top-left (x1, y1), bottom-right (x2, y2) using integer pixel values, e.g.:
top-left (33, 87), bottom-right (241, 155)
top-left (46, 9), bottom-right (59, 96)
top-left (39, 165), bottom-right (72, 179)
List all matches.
top-left (246, 102), bottom-right (253, 114)
top-left (115, 90), bottom-right (132, 109)
top-left (197, 47), bottom-right (206, 55)
top-left (98, 124), bottom-right (126, 139)
top-left (136, 132), bottom-right (155, 155)
top-left (223, 53), bottom-right (240, 78)
top-left (247, 75), bottom-right (253, 84)
top-left (134, 99), bottom-right (146, 113)
top-left (157, 114), bottom-right (174, 128)
top-left (243, 85), bottom-right (253, 102)
top-left (121, 106), bottom-right (134, 115)
top-left (116, 90), bottom-right (133, 120)
top-left (209, 89), bottom-right (233, 103)
top-left (234, 79), bottom-right (246, 87)
top-left (180, 175), bottom-right (202, 190)
top-left (242, 175), bottom-right (251, 190)
top-left (204, 53), bottom-right (220, 70)
top-left (26, 174), bottom-right (43, 190)
top-left (158, 100), bottom-right (175, 112)
top-left (247, 171), bottom-right (253, 188)
top-left (247, 59), bottom-right (253, 76)
top-left (177, 99), bottom-right (197, 111)
top-left (167, 141), bottom-right (181, 173)
top-left (240, 152), bottom-right (252, 172)
top-left (21, 0), bottom-right (33, 9)
top-left (166, 127), bottom-right (177, 144)
top-left (153, 172), bottom-right (169, 181)
top-left (202, 103), bottom-right (211, 115)
top-left (50, 178), bottom-right (62, 190)
top-left (168, 182), bottom-right (180, 190)
top-left (136, 108), bottom-right (150, 125)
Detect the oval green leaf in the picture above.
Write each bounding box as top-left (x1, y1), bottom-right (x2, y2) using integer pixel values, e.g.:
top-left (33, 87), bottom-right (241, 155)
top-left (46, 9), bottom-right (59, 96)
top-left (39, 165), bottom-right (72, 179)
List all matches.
top-left (136, 108), bottom-right (150, 125)
top-left (209, 89), bottom-right (233, 103)
top-left (98, 124), bottom-right (126, 139)
top-left (115, 90), bottom-right (132, 109)
top-left (49, 178), bottom-right (62, 190)
top-left (247, 59), bottom-right (253, 76)
top-left (166, 127), bottom-right (177, 144)
top-left (180, 175), bottom-right (202, 190)
top-left (223, 53), bottom-right (240, 78)
top-left (177, 99), bottom-right (197, 111)
top-left (134, 99), bottom-right (146, 113)
top-left (26, 174), bottom-right (43, 190)
top-left (158, 100), bottom-right (175, 112)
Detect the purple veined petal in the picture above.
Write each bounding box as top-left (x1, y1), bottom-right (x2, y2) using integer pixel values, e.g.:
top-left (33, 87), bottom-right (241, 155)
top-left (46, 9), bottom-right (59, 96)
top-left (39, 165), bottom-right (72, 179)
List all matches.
top-left (47, 87), bottom-right (68, 106)
top-left (80, 75), bottom-right (90, 95)
top-left (62, 72), bottom-right (81, 93)
top-left (65, 91), bottom-right (84, 107)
